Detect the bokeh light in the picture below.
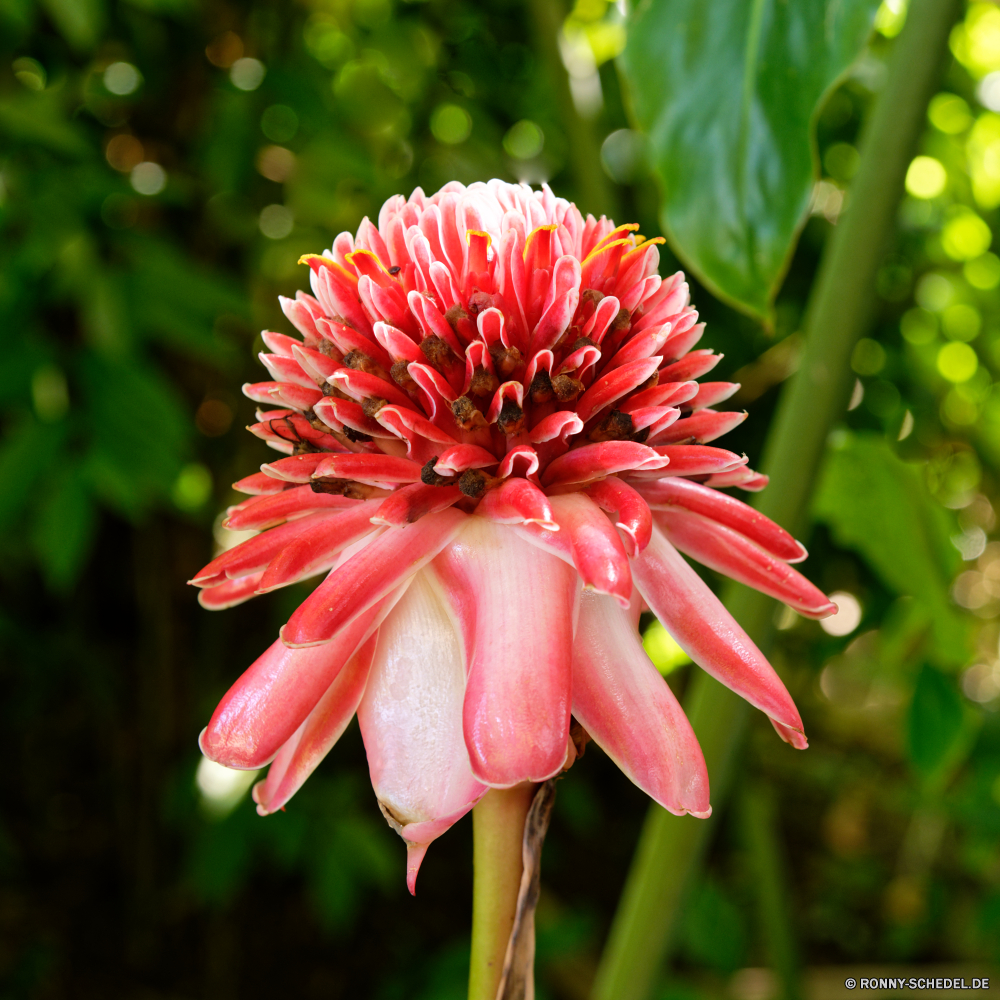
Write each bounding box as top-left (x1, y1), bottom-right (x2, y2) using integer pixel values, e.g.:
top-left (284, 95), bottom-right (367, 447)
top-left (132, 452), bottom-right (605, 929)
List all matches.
top-left (938, 341), bottom-right (979, 382)
top-left (503, 119), bottom-right (545, 160)
top-left (820, 592), bottom-right (863, 636)
top-left (905, 155), bottom-right (947, 198)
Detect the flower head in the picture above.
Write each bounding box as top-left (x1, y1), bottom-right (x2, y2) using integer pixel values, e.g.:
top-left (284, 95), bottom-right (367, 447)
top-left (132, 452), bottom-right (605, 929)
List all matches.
top-left (191, 179), bottom-right (835, 892)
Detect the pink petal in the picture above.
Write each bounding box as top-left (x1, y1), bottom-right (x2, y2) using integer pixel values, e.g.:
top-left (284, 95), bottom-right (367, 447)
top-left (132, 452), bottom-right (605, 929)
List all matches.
top-left (584, 476), bottom-right (652, 555)
top-left (638, 476), bottom-right (806, 562)
top-left (541, 441), bottom-right (669, 488)
top-left (262, 453), bottom-right (330, 483)
top-left (253, 633), bottom-right (378, 814)
top-left (477, 477), bottom-right (557, 529)
top-left (256, 501), bottom-right (383, 593)
top-left (283, 508), bottom-right (467, 647)
top-left (687, 381), bottom-right (741, 410)
top-left (630, 524), bottom-right (806, 746)
top-left (190, 511), bottom-right (349, 587)
top-left (371, 483), bottom-right (463, 526)
top-left (357, 571), bottom-right (488, 890)
top-left (434, 517), bottom-right (578, 786)
top-left (233, 471), bottom-right (291, 495)
top-left (519, 493), bottom-right (631, 607)
top-left (224, 487), bottom-right (361, 531)
top-left (654, 508), bottom-right (836, 619)
top-left (658, 350), bottom-right (722, 382)
top-left (312, 453), bottom-right (425, 485)
top-left (197, 571), bottom-right (264, 610)
top-left (648, 408), bottom-right (747, 446)
top-left (200, 601), bottom-right (389, 769)
top-left (642, 445), bottom-right (748, 478)
top-left (575, 356), bottom-right (663, 423)
top-left (572, 590), bottom-right (710, 818)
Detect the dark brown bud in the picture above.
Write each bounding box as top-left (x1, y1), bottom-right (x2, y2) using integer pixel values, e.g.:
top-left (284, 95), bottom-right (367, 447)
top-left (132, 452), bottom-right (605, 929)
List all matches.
top-left (388, 265), bottom-right (401, 275)
top-left (344, 349), bottom-right (376, 373)
top-left (610, 307), bottom-right (631, 333)
top-left (571, 335), bottom-right (598, 353)
top-left (361, 396), bottom-right (388, 418)
top-left (488, 342), bottom-right (523, 379)
top-left (469, 365), bottom-right (499, 397)
top-left (342, 426), bottom-right (372, 443)
top-left (458, 468), bottom-right (489, 498)
top-left (636, 370), bottom-right (660, 393)
top-left (310, 478), bottom-right (380, 499)
top-left (452, 395), bottom-right (488, 430)
top-left (497, 397), bottom-right (525, 436)
top-left (420, 457), bottom-right (454, 487)
top-left (580, 288), bottom-right (605, 309)
top-left (631, 426), bottom-right (650, 443)
top-left (419, 334), bottom-right (455, 370)
top-left (551, 374), bottom-right (585, 402)
top-left (390, 360), bottom-right (416, 391)
top-left (589, 409), bottom-right (634, 442)
top-left (444, 304), bottom-right (470, 329)
top-left (318, 339), bottom-right (342, 361)
top-left (529, 367), bottom-right (554, 404)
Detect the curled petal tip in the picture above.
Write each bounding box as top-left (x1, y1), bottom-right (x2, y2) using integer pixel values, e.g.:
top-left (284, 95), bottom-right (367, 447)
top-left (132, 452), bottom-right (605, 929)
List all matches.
top-left (687, 805), bottom-right (713, 820)
top-left (278, 624), bottom-right (331, 650)
top-left (771, 718), bottom-right (809, 750)
top-left (406, 843), bottom-right (429, 896)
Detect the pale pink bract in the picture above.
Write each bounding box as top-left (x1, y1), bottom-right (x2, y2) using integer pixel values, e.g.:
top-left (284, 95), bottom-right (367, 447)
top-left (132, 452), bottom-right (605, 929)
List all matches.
top-left (191, 179), bottom-right (835, 893)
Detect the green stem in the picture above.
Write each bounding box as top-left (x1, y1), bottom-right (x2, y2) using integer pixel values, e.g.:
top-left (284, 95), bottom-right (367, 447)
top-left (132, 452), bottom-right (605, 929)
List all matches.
top-left (527, 0), bottom-right (619, 219)
top-left (591, 3), bottom-right (960, 998)
top-left (741, 783), bottom-right (801, 1000)
top-left (469, 784), bottom-right (535, 1000)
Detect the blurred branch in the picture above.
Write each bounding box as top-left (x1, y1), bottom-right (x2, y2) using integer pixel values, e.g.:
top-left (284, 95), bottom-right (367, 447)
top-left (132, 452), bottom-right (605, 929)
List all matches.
top-left (592, 1), bottom-right (963, 997)
top-left (526, 0), bottom-right (619, 219)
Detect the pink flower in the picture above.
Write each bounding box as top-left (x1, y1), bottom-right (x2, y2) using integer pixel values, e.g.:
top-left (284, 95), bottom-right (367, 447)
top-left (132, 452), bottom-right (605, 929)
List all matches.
top-left (191, 179), bottom-right (835, 893)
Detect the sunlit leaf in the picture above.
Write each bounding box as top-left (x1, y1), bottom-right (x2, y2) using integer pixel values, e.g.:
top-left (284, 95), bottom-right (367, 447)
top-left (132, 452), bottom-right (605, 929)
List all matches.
top-left (620, 0), bottom-right (880, 318)
top-left (813, 432), bottom-right (969, 666)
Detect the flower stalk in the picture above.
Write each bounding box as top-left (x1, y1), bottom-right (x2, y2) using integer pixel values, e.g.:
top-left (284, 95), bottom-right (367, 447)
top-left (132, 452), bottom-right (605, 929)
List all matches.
top-left (591, 2), bottom-right (963, 997)
top-left (469, 784), bottom-right (537, 1000)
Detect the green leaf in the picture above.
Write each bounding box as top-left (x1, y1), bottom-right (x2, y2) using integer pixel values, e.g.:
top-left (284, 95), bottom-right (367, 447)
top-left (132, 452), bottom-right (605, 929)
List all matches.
top-left (0, 93), bottom-right (91, 159)
top-left (620, 0), bottom-right (880, 318)
top-left (37, 0), bottom-right (105, 51)
top-left (908, 664), bottom-right (963, 777)
top-left (31, 467), bottom-right (97, 591)
top-left (0, 418), bottom-right (64, 534)
top-left (813, 432), bottom-right (968, 666)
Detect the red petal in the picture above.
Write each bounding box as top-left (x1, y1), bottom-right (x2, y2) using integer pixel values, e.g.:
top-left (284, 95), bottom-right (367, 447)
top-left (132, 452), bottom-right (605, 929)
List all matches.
top-left (572, 590), bottom-right (710, 818)
top-left (638, 476), bottom-right (805, 562)
top-left (434, 518), bottom-right (577, 786)
top-left (283, 508), bottom-right (467, 646)
top-left (654, 508), bottom-right (835, 619)
top-left (631, 525), bottom-right (806, 745)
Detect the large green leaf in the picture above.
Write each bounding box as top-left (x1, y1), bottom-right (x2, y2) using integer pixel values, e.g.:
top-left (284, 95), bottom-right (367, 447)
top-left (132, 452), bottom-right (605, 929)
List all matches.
top-left (908, 664), bottom-right (964, 778)
top-left (620, 0), bottom-right (880, 318)
top-left (813, 432), bottom-right (969, 666)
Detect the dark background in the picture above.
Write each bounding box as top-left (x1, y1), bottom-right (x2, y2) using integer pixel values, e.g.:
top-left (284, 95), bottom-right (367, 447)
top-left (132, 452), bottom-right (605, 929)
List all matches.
top-left (3, 0), bottom-right (1000, 996)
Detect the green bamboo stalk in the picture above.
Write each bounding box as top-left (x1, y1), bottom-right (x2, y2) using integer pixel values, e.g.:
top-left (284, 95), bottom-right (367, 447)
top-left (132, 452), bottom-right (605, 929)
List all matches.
top-left (591, 2), bottom-right (961, 997)
top-left (741, 782), bottom-right (801, 1000)
top-left (468, 784), bottom-right (536, 1000)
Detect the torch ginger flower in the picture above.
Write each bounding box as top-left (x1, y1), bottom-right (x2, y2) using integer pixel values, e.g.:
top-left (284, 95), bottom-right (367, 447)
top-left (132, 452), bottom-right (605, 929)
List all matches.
top-left (191, 179), bottom-right (835, 893)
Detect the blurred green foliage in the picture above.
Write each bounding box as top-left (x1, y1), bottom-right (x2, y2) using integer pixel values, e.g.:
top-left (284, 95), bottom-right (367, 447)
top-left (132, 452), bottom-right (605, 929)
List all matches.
top-left (4, 0), bottom-right (1000, 996)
